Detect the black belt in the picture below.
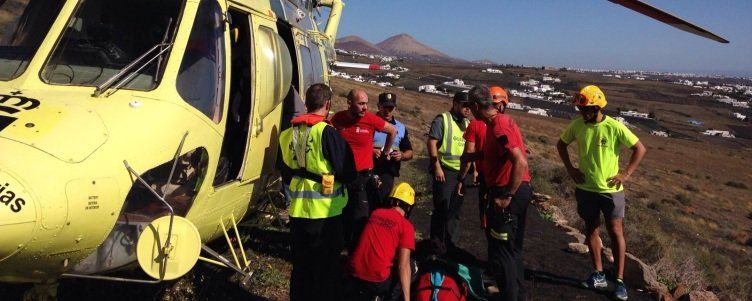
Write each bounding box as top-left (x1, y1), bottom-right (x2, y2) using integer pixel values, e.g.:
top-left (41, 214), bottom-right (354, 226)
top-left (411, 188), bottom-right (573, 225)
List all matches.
top-left (357, 169), bottom-right (373, 177)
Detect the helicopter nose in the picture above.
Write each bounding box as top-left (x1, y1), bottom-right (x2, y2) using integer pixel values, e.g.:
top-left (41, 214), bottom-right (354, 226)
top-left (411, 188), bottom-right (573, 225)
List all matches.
top-left (0, 170), bottom-right (37, 263)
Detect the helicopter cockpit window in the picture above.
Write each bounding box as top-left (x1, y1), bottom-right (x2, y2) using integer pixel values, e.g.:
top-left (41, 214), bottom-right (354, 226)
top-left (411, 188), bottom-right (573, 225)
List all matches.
top-left (0, 0), bottom-right (65, 81)
top-left (176, 0), bottom-right (226, 123)
top-left (41, 0), bottom-right (182, 90)
top-left (298, 45), bottom-right (314, 91)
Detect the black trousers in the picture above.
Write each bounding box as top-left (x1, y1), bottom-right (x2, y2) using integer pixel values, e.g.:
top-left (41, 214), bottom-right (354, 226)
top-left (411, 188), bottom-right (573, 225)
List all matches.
top-left (343, 172), bottom-right (380, 250)
top-left (430, 167), bottom-right (465, 248)
top-left (486, 182), bottom-right (531, 301)
top-left (289, 215), bottom-right (344, 301)
top-left (376, 172), bottom-right (395, 207)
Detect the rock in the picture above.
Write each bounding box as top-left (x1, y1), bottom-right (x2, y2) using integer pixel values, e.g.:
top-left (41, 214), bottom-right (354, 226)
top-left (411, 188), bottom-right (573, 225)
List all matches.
top-left (533, 192), bottom-right (552, 202)
top-left (658, 289), bottom-right (676, 301)
top-left (569, 231), bottom-right (586, 244)
top-left (623, 253), bottom-right (663, 291)
top-left (671, 284), bottom-right (689, 299)
top-left (681, 291), bottom-right (719, 301)
top-left (602, 247), bottom-right (614, 263)
top-left (567, 242), bottom-right (589, 254)
top-left (550, 206), bottom-right (568, 225)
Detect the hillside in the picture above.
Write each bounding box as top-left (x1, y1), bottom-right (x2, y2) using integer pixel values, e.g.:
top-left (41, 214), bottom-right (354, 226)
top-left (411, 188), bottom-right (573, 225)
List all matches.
top-left (375, 33), bottom-right (458, 62)
top-left (334, 35), bottom-right (388, 55)
top-left (336, 33), bottom-right (463, 62)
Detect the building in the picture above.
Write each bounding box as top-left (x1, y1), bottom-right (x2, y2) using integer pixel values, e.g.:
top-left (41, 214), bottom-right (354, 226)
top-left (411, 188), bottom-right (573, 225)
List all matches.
top-left (620, 110), bottom-right (650, 119)
top-left (527, 108), bottom-right (548, 117)
top-left (702, 130), bottom-right (735, 138)
top-left (506, 102), bottom-right (524, 110)
top-left (650, 130), bottom-right (669, 137)
top-left (733, 112), bottom-right (747, 121)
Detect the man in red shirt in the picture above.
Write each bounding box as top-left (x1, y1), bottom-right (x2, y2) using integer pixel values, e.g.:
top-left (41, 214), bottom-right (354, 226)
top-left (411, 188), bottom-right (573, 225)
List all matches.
top-left (457, 86), bottom-right (509, 228)
top-left (468, 85), bottom-right (531, 301)
top-left (331, 88), bottom-right (397, 249)
top-left (349, 182), bottom-right (416, 301)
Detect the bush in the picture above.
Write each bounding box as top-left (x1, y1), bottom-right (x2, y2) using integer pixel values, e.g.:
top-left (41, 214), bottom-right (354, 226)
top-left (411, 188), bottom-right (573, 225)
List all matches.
top-left (673, 169), bottom-right (685, 175)
top-left (725, 181), bottom-right (748, 189)
top-left (537, 135), bottom-right (549, 145)
top-left (674, 193), bottom-right (691, 206)
top-left (684, 184), bottom-right (699, 192)
top-left (647, 201), bottom-right (664, 211)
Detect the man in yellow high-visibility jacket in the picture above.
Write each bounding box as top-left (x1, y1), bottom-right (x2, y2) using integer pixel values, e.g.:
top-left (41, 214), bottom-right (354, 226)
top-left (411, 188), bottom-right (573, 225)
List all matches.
top-left (427, 91), bottom-right (472, 248)
top-left (278, 83), bottom-right (357, 301)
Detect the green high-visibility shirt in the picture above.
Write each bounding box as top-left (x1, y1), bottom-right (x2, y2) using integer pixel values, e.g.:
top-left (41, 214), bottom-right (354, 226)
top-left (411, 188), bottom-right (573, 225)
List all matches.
top-left (560, 116), bottom-right (639, 193)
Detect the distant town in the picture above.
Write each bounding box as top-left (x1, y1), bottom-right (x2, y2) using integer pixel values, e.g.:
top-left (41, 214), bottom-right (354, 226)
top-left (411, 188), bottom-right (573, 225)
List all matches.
top-left (331, 46), bottom-right (751, 142)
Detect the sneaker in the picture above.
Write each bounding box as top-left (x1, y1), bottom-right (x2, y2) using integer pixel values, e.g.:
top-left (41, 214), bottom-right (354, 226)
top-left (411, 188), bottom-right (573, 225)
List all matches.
top-left (614, 279), bottom-right (628, 301)
top-left (581, 271), bottom-right (607, 289)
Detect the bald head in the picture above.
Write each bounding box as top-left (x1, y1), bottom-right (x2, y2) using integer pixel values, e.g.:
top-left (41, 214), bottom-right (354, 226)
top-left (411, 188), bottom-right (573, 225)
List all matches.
top-left (347, 88), bottom-right (369, 118)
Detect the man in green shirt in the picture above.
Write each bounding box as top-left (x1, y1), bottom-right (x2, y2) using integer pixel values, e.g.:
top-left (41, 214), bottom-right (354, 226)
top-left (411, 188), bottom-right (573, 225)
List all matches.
top-left (556, 85), bottom-right (646, 301)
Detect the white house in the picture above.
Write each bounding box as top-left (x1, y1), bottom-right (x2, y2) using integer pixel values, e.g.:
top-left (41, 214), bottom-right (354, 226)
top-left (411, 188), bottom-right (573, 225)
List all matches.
top-left (620, 110), bottom-right (650, 119)
top-left (702, 130), bottom-right (735, 138)
top-left (527, 108), bottom-right (548, 117)
top-left (651, 130), bottom-right (669, 137)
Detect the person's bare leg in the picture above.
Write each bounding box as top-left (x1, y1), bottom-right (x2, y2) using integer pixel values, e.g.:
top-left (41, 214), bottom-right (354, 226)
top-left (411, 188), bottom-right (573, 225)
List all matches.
top-left (606, 218), bottom-right (626, 279)
top-left (585, 221), bottom-right (603, 272)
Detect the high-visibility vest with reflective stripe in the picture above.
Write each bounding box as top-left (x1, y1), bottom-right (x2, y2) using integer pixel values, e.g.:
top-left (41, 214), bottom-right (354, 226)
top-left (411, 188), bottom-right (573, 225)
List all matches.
top-left (438, 112), bottom-right (467, 171)
top-left (279, 122), bottom-right (348, 219)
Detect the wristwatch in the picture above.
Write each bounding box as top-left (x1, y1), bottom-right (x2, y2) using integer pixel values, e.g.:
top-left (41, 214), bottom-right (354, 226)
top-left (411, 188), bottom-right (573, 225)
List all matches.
top-left (505, 192), bottom-right (515, 199)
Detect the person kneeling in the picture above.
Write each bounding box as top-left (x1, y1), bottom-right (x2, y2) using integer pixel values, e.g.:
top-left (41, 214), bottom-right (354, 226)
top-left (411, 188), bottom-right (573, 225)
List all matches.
top-left (349, 182), bottom-right (416, 301)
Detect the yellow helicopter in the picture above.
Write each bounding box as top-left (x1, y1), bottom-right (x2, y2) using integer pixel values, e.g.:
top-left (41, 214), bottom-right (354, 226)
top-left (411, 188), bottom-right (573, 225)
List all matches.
top-left (0, 0), bottom-right (343, 298)
top-left (0, 0), bottom-right (728, 299)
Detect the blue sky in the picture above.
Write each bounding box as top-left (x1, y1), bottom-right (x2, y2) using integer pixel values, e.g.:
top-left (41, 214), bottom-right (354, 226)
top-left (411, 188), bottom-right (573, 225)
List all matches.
top-left (326, 1), bottom-right (752, 77)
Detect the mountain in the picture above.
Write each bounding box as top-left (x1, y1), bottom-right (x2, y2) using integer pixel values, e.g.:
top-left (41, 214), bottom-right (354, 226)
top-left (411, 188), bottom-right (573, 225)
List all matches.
top-left (335, 35), bottom-right (388, 55)
top-left (376, 33), bottom-right (459, 62)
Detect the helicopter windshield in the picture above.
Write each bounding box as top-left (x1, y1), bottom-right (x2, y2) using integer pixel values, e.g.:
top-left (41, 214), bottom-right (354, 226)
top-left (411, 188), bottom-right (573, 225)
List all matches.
top-left (41, 0), bottom-right (183, 90)
top-left (0, 0), bottom-right (65, 81)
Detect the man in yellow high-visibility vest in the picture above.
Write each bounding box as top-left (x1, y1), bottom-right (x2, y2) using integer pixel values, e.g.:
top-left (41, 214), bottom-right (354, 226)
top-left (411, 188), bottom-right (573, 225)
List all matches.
top-left (427, 91), bottom-right (472, 248)
top-left (278, 83), bottom-right (357, 301)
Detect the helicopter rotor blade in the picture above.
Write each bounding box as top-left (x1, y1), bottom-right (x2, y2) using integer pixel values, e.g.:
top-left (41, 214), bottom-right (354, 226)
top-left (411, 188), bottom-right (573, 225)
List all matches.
top-left (608, 0), bottom-right (729, 43)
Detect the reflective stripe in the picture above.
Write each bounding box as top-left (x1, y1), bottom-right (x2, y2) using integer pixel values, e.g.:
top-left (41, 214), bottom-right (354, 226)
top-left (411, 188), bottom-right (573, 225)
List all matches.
top-left (490, 229), bottom-right (509, 241)
top-left (444, 112), bottom-right (454, 155)
top-left (288, 184), bottom-right (345, 199)
top-left (440, 155), bottom-right (461, 160)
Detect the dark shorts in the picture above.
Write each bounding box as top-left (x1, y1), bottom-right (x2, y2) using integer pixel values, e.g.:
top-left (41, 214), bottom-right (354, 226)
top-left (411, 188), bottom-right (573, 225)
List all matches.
top-left (575, 188), bottom-right (625, 221)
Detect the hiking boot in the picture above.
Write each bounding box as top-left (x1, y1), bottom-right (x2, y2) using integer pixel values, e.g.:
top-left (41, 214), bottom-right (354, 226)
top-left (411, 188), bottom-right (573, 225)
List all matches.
top-left (581, 271), bottom-right (607, 289)
top-left (614, 279), bottom-right (628, 300)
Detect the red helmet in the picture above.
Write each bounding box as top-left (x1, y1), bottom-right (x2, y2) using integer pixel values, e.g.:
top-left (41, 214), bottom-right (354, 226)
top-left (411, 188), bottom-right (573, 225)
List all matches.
top-left (490, 86), bottom-right (509, 105)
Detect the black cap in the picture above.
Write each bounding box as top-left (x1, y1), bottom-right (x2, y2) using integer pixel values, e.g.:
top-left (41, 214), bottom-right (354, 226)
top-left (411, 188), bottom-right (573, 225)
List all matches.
top-left (379, 92), bottom-right (397, 107)
top-left (453, 91), bottom-right (470, 103)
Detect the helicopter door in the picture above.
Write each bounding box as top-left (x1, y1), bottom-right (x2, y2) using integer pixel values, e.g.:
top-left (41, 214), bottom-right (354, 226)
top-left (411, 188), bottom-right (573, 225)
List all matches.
top-left (213, 9), bottom-right (254, 186)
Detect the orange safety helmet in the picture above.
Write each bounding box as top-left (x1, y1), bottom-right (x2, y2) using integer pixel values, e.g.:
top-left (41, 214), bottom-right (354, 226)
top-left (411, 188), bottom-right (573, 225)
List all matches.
top-left (489, 86), bottom-right (509, 105)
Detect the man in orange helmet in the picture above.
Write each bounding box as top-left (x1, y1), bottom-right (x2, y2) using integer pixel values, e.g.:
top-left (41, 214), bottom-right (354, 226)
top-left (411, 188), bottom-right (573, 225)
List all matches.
top-left (556, 85), bottom-right (646, 301)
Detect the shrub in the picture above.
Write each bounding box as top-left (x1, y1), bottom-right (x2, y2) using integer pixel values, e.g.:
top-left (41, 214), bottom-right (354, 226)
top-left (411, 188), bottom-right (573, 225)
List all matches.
top-left (674, 193), bottom-right (691, 206)
top-left (725, 181), bottom-right (748, 189)
top-left (673, 169), bottom-right (685, 175)
top-left (684, 184), bottom-right (699, 192)
top-left (537, 135), bottom-right (549, 145)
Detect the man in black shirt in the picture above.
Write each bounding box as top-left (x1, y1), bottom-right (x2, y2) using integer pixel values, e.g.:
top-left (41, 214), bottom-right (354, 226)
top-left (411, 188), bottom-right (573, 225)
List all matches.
top-left (372, 92), bottom-right (413, 204)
